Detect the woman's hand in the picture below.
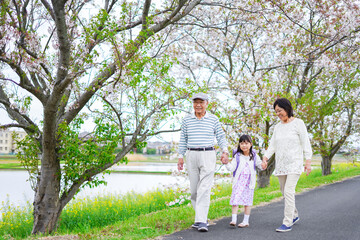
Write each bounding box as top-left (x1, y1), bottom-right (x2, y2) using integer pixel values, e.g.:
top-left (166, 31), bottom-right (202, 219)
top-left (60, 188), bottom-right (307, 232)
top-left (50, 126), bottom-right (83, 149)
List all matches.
top-left (304, 159), bottom-right (311, 175)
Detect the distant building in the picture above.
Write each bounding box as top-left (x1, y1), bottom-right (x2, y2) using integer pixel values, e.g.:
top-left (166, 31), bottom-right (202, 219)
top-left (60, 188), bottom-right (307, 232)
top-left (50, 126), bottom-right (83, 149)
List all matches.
top-left (0, 129), bottom-right (27, 154)
top-left (144, 141), bottom-right (173, 154)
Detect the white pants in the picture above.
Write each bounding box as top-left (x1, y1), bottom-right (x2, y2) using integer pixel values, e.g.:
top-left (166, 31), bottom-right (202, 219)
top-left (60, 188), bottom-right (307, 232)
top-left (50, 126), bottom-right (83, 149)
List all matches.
top-left (278, 174), bottom-right (300, 226)
top-left (186, 150), bottom-right (216, 223)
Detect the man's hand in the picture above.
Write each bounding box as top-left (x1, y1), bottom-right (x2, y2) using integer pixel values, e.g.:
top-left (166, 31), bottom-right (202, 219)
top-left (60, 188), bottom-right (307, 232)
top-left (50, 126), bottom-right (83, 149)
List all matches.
top-left (178, 158), bottom-right (184, 171)
top-left (221, 152), bottom-right (229, 164)
top-left (304, 159), bottom-right (311, 176)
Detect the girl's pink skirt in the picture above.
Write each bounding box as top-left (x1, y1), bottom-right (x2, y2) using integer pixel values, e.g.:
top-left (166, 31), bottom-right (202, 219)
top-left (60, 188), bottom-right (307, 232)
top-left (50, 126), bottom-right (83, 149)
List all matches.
top-left (230, 162), bottom-right (254, 206)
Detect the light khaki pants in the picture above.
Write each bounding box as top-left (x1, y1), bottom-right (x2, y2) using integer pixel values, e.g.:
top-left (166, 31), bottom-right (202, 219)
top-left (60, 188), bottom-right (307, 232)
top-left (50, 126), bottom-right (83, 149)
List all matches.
top-left (186, 150), bottom-right (216, 223)
top-left (278, 174), bottom-right (300, 227)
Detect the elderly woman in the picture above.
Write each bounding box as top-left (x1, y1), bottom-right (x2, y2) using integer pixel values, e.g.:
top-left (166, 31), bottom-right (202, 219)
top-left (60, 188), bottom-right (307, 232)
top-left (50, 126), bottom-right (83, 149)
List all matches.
top-left (263, 98), bottom-right (312, 232)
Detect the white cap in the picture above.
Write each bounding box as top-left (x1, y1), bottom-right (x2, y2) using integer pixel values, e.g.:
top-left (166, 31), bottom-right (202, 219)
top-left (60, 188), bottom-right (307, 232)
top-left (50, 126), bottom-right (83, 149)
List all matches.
top-left (191, 93), bottom-right (209, 101)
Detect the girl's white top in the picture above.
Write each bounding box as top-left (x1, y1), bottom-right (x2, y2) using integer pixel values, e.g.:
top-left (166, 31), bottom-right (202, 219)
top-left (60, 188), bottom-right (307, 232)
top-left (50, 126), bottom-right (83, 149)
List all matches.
top-left (264, 118), bottom-right (312, 176)
top-left (225, 153), bottom-right (264, 189)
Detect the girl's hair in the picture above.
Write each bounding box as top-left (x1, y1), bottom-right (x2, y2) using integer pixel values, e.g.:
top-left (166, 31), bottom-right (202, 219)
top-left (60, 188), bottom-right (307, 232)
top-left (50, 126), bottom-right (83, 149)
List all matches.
top-left (273, 98), bottom-right (294, 117)
top-left (235, 134), bottom-right (254, 161)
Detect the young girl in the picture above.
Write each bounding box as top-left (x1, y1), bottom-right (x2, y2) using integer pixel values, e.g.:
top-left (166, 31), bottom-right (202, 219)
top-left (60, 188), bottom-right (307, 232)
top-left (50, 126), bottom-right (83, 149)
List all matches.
top-left (225, 134), bottom-right (267, 227)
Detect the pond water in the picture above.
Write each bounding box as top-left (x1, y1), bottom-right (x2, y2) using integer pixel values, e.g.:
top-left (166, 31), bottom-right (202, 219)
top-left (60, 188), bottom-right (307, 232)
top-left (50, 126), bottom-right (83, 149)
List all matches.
top-left (110, 162), bottom-right (178, 172)
top-left (0, 169), bottom-right (187, 208)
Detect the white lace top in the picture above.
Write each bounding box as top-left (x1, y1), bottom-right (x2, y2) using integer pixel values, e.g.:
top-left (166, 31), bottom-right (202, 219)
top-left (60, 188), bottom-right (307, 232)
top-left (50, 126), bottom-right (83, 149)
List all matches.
top-left (264, 118), bottom-right (312, 176)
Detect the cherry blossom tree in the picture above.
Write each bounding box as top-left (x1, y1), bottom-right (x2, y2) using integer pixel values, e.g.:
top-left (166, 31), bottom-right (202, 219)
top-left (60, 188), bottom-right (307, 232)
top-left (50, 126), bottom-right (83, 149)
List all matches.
top-left (168, 0), bottom-right (360, 183)
top-left (262, 0), bottom-right (360, 175)
top-left (0, 0), bottom-right (203, 234)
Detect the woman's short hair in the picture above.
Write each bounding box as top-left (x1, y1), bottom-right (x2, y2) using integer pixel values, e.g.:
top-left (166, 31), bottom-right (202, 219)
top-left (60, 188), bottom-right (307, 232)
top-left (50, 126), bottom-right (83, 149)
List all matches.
top-left (273, 98), bottom-right (294, 117)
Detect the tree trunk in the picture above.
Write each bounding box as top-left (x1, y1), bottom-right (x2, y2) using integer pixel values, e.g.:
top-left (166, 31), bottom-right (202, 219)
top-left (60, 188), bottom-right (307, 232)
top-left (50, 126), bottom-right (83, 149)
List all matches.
top-left (32, 152), bottom-right (62, 234)
top-left (321, 155), bottom-right (332, 176)
top-left (32, 106), bottom-right (63, 234)
top-left (257, 170), bottom-right (270, 187)
top-left (32, 200), bottom-right (62, 234)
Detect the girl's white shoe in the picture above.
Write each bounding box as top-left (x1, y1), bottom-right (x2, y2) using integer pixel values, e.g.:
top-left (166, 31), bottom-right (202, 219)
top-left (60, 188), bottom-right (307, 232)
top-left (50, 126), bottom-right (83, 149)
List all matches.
top-left (238, 222), bottom-right (249, 228)
top-left (229, 221), bottom-right (236, 226)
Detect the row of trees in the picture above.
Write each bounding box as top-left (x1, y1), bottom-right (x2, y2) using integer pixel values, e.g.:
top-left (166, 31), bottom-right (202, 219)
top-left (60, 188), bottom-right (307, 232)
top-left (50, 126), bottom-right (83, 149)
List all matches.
top-left (0, 0), bottom-right (359, 235)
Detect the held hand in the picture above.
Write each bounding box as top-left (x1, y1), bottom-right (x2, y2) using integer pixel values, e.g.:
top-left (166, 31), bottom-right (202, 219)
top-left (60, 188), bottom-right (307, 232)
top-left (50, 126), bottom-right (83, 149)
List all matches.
top-left (304, 160), bottom-right (311, 176)
top-left (261, 161), bottom-right (267, 170)
top-left (261, 156), bottom-right (268, 170)
top-left (177, 158), bottom-right (184, 171)
top-left (221, 152), bottom-right (229, 164)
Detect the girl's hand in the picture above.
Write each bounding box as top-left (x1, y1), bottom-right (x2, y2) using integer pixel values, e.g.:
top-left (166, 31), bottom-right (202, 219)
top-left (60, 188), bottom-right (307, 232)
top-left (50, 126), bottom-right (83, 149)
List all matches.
top-left (221, 152), bottom-right (229, 164)
top-left (261, 161), bottom-right (267, 170)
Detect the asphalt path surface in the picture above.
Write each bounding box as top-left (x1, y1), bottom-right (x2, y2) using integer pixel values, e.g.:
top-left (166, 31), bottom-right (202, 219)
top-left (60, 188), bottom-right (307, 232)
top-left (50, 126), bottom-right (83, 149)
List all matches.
top-left (161, 175), bottom-right (360, 240)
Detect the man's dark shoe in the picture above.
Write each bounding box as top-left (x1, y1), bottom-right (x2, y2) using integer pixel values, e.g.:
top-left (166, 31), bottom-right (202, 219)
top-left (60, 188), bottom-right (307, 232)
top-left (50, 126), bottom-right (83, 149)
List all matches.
top-left (198, 222), bottom-right (208, 232)
top-left (192, 222), bottom-right (209, 229)
top-left (191, 222), bottom-right (200, 229)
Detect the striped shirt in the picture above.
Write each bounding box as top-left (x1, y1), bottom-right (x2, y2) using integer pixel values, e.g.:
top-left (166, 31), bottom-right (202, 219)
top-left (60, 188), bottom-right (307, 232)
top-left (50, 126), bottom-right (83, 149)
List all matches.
top-left (178, 112), bottom-right (228, 157)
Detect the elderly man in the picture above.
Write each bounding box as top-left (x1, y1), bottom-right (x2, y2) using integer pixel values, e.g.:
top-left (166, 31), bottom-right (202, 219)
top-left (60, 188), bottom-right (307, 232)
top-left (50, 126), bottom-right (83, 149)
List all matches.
top-left (177, 92), bottom-right (229, 232)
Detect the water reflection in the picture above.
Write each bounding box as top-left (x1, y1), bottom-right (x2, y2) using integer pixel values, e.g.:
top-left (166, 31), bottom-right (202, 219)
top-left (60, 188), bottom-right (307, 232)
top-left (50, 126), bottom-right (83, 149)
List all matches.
top-left (0, 169), bottom-right (187, 208)
top-left (110, 162), bottom-right (177, 172)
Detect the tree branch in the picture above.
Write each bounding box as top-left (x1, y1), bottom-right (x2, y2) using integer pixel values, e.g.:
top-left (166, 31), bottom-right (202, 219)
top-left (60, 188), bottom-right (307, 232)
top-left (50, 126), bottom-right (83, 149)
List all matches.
top-left (0, 86), bottom-right (41, 139)
top-left (0, 57), bottom-right (47, 103)
top-left (0, 123), bottom-right (37, 133)
top-left (329, 104), bottom-right (355, 158)
top-left (51, 0), bottom-right (71, 89)
top-left (270, 0), bottom-right (328, 38)
top-left (126, 128), bottom-right (181, 137)
top-left (142, 0), bottom-right (151, 30)
top-left (62, 1), bottom-right (201, 125)
top-left (40, 0), bottom-right (56, 20)
top-left (101, 96), bottom-right (125, 148)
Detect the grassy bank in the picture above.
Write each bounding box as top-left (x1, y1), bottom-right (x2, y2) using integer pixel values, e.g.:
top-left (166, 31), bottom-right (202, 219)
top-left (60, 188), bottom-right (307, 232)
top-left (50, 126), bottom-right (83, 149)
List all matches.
top-left (0, 153), bottom-right (354, 170)
top-left (0, 155), bottom-right (22, 169)
top-left (1, 162), bottom-right (359, 240)
top-left (0, 154), bottom-right (176, 171)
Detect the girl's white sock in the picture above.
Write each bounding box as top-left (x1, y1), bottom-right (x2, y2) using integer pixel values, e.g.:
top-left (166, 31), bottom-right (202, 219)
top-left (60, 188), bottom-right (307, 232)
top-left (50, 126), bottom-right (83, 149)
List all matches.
top-left (232, 214), bottom-right (237, 223)
top-left (243, 214), bottom-right (250, 224)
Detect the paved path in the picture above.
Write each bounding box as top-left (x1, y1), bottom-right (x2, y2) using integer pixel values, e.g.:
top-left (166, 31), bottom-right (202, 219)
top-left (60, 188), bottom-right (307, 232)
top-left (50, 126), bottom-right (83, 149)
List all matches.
top-left (162, 175), bottom-right (360, 240)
